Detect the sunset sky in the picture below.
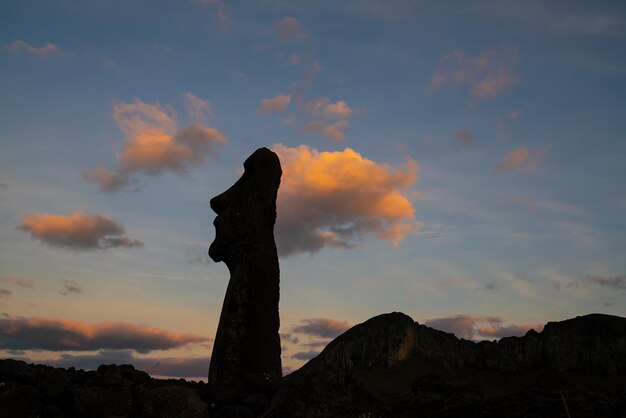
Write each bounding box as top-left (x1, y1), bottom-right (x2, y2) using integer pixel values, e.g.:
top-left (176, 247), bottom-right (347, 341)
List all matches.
top-left (1, 0), bottom-right (625, 379)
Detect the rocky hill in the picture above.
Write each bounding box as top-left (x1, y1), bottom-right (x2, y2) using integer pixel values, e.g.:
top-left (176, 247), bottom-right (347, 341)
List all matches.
top-left (1, 312), bottom-right (625, 417)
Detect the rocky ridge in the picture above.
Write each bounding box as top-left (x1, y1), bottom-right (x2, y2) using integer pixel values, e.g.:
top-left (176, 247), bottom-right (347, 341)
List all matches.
top-left (2, 312), bottom-right (625, 417)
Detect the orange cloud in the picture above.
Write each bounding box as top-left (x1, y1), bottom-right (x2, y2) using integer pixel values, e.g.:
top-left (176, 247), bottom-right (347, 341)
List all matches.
top-left (304, 98), bottom-right (353, 119)
top-left (302, 120), bottom-right (349, 143)
top-left (18, 212), bottom-right (143, 250)
top-left (272, 17), bottom-right (308, 42)
top-left (84, 98), bottom-right (227, 192)
top-left (272, 144), bottom-right (420, 256)
top-left (495, 147), bottom-right (547, 174)
top-left (2, 40), bottom-right (61, 57)
top-left (0, 317), bottom-right (208, 352)
top-left (430, 45), bottom-right (519, 100)
top-left (259, 93), bottom-right (292, 113)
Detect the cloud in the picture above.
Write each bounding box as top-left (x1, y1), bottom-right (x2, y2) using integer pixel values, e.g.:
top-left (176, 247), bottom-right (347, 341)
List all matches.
top-left (259, 94), bottom-right (292, 113)
top-left (292, 318), bottom-right (351, 339)
top-left (291, 350), bottom-right (320, 361)
top-left (424, 314), bottom-right (543, 340)
top-left (456, 130), bottom-right (474, 145)
top-left (301, 98), bottom-right (354, 142)
top-left (18, 212), bottom-right (144, 250)
top-left (2, 40), bottom-right (61, 57)
top-left (59, 279), bottom-right (84, 295)
top-left (0, 317), bottom-right (208, 353)
top-left (495, 147), bottom-right (547, 174)
top-left (302, 120), bottom-right (349, 143)
top-left (182, 92), bottom-right (213, 122)
top-left (430, 45), bottom-right (519, 100)
top-left (586, 275), bottom-right (626, 291)
top-left (280, 333), bottom-right (300, 345)
top-left (0, 277), bottom-right (35, 288)
top-left (305, 98), bottom-right (353, 119)
top-left (0, 289), bottom-right (10, 298)
top-left (272, 17), bottom-right (308, 42)
top-left (28, 349), bottom-right (209, 378)
top-left (83, 98), bottom-right (227, 192)
top-left (190, 0), bottom-right (230, 25)
top-left (272, 144), bottom-right (420, 255)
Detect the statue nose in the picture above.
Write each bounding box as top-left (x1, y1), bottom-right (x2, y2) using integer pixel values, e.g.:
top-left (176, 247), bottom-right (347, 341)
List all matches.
top-left (210, 192), bottom-right (228, 214)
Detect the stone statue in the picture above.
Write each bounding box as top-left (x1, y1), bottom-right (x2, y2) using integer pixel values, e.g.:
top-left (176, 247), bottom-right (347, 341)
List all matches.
top-left (208, 147), bottom-right (283, 402)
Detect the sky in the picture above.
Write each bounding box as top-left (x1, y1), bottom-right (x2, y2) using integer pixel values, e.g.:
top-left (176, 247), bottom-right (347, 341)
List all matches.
top-left (1, 0), bottom-right (625, 379)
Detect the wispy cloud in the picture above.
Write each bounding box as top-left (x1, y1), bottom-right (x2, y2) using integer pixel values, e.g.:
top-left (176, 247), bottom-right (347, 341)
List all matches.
top-left (273, 144), bottom-right (420, 255)
top-left (586, 275), bottom-right (626, 291)
top-left (2, 40), bottom-right (62, 57)
top-left (495, 147), bottom-right (547, 174)
top-left (0, 317), bottom-right (208, 353)
top-left (430, 45), bottom-right (519, 100)
top-left (455, 130), bottom-right (474, 145)
top-left (59, 279), bottom-right (84, 295)
top-left (291, 318), bottom-right (351, 339)
top-left (182, 92), bottom-right (213, 122)
top-left (0, 289), bottom-right (10, 298)
top-left (0, 277), bottom-right (35, 288)
top-left (83, 97), bottom-right (227, 192)
top-left (259, 93), bottom-right (292, 113)
top-left (18, 212), bottom-right (143, 250)
top-left (272, 17), bottom-right (309, 42)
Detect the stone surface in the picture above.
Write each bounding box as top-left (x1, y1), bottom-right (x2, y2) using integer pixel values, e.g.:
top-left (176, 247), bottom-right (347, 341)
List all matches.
top-left (0, 385), bottom-right (41, 418)
top-left (266, 312), bottom-right (626, 417)
top-left (135, 385), bottom-right (210, 418)
top-left (208, 147), bottom-right (283, 402)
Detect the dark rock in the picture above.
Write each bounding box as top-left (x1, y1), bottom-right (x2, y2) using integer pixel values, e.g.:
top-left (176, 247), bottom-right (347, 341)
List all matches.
top-left (0, 385), bottom-right (41, 418)
top-left (135, 385), bottom-right (209, 418)
top-left (73, 386), bottom-right (133, 418)
top-left (241, 392), bottom-right (269, 413)
top-left (96, 364), bottom-right (124, 386)
top-left (208, 147), bottom-right (283, 402)
top-left (266, 312), bottom-right (626, 417)
top-left (215, 404), bottom-right (254, 418)
top-left (40, 367), bottom-right (69, 400)
top-left (0, 359), bottom-right (38, 385)
top-left (542, 313), bottom-right (626, 375)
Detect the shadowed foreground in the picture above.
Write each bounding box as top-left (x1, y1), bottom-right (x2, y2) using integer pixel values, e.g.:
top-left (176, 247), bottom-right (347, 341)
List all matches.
top-left (2, 312), bottom-right (626, 417)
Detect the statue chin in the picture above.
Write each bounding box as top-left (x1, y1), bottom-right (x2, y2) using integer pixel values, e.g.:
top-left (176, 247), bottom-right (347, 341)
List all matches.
top-left (208, 240), bottom-right (225, 263)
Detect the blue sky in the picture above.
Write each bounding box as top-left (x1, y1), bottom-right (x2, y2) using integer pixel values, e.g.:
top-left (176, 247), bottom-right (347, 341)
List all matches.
top-left (1, 0), bottom-right (625, 378)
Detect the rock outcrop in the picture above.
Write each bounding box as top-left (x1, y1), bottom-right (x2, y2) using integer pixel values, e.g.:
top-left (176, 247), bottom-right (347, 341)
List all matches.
top-left (208, 148), bottom-right (283, 404)
top-left (266, 312), bottom-right (626, 417)
top-left (2, 313), bottom-right (625, 417)
top-left (0, 361), bottom-right (209, 418)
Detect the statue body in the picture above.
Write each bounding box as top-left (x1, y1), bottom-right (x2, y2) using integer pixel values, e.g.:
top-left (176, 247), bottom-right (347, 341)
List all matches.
top-left (208, 147), bottom-right (282, 402)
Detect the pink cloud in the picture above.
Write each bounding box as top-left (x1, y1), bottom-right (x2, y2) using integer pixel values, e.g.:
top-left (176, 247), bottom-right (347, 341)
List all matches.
top-left (302, 119), bottom-right (349, 143)
top-left (83, 97), bottom-right (227, 192)
top-left (272, 17), bottom-right (308, 42)
top-left (18, 212), bottom-right (143, 250)
top-left (430, 45), bottom-right (519, 100)
top-left (495, 147), bottom-right (547, 174)
top-left (0, 317), bottom-right (208, 353)
top-left (424, 314), bottom-right (544, 341)
top-left (3, 40), bottom-right (61, 57)
top-left (259, 93), bottom-right (292, 113)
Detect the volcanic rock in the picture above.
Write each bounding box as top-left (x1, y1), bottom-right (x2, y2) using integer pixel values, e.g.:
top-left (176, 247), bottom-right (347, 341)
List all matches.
top-left (266, 312), bottom-right (626, 417)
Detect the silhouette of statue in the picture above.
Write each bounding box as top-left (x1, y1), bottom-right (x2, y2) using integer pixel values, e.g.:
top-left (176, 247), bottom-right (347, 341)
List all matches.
top-left (208, 147), bottom-right (283, 402)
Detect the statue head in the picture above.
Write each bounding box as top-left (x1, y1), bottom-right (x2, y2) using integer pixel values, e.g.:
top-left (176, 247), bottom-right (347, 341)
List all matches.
top-left (208, 148), bottom-right (282, 269)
